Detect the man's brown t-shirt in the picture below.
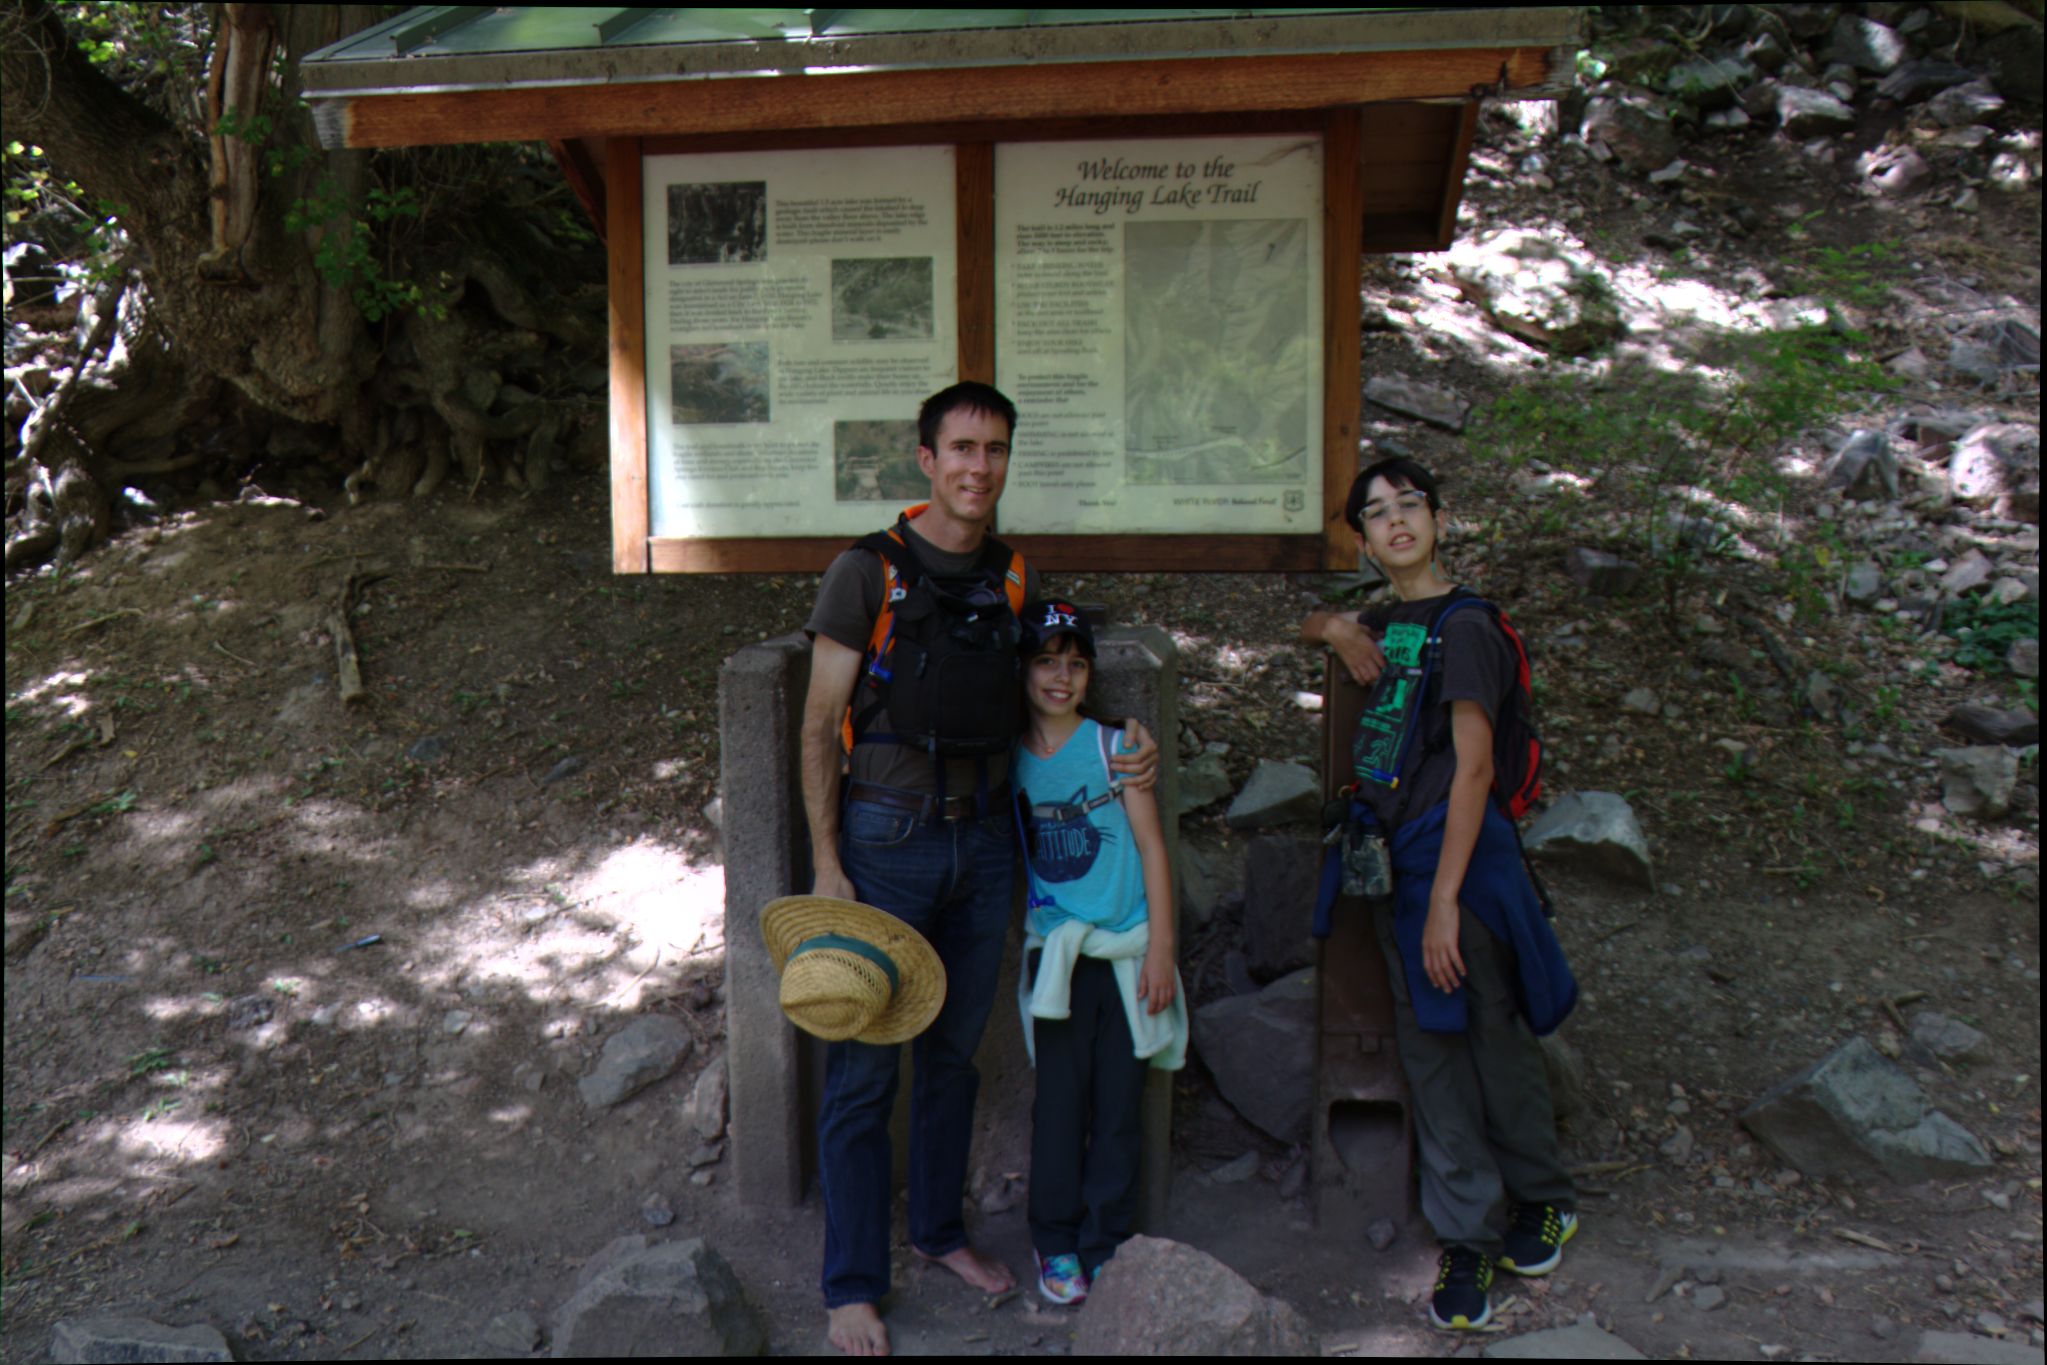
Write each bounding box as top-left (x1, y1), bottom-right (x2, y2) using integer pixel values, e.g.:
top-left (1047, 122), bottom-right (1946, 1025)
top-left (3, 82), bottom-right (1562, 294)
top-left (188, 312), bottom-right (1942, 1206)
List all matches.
top-left (806, 520), bottom-right (1040, 796)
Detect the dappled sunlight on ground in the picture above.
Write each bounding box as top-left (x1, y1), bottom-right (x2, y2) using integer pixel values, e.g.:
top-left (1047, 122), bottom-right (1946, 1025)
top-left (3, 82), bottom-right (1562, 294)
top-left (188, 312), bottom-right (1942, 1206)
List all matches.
top-left (14, 669), bottom-right (95, 716)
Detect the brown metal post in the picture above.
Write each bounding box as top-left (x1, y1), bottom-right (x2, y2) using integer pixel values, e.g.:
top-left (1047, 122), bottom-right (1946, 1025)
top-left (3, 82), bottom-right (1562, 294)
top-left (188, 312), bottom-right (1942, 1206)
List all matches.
top-left (1313, 655), bottom-right (1414, 1232)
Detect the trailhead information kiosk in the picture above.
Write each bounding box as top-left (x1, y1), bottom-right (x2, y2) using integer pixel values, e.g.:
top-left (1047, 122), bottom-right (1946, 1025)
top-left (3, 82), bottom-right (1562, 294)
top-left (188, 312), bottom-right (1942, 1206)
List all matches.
top-left (304, 5), bottom-right (1580, 1226)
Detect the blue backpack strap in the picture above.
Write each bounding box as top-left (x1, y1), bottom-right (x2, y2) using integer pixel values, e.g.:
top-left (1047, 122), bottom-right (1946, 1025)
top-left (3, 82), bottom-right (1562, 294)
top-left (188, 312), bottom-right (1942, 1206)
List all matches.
top-left (1312, 842), bottom-right (1342, 939)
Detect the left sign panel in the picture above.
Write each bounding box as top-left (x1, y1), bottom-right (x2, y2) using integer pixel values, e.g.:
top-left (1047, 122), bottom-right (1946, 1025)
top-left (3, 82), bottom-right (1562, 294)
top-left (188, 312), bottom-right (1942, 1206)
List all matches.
top-left (643, 146), bottom-right (958, 539)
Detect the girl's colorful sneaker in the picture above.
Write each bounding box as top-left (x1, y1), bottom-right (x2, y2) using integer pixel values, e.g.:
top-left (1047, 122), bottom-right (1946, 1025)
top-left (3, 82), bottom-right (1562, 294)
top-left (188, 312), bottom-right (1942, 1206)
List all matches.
top-left (1035, 1250), bottom-right (1089, 1306)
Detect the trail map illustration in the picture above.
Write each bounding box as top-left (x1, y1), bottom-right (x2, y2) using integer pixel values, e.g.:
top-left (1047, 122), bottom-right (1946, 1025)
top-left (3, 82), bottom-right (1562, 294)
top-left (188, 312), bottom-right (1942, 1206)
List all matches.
top-left (1124, 219), bottom-right (1310, 486)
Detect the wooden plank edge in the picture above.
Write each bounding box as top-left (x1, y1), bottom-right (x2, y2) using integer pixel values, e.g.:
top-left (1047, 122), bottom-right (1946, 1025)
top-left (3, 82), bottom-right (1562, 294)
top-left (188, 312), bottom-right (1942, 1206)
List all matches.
top-left (648, 535), bottom-right (1326, 574)
top-left (335, 47), bottom-right (1554, 148)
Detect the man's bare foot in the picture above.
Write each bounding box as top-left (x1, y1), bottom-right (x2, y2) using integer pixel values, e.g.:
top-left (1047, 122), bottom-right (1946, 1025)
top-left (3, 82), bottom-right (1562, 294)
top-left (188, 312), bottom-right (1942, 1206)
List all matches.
top-left (827, 1302), bottom-right (889, 1357)
top-left (914, 1243), bottom-right (1016, 1294)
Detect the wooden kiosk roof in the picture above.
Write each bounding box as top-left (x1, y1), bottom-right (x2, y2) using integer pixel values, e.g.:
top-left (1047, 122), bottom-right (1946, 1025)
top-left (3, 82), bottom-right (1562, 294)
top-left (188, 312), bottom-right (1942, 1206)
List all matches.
top-left (303, 8), bottom-right (1583, 573)
top-left (303, 7), bottom-right (1580, 251)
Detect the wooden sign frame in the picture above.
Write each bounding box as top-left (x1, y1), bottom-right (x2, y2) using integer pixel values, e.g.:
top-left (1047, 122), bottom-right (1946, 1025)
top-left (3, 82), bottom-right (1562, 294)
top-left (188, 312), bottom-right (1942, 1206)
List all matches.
top-left (610, 105), bottom-right (1368, 576)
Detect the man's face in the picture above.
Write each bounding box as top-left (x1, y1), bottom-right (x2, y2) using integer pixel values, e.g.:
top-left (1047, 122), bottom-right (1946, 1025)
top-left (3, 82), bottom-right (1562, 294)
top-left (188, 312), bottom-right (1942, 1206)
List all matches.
top-left (917, 406), bottom-right (1011, 527)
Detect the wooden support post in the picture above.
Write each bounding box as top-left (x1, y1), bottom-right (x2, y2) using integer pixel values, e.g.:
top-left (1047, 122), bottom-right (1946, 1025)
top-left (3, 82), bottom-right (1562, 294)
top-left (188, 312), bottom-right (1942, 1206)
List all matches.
top-left (1321, 107), bottom-right (1364, 570)
top-left (955, 142), bottom-right (995, 384)
top-left (607, 138), bottom-right (649, 574)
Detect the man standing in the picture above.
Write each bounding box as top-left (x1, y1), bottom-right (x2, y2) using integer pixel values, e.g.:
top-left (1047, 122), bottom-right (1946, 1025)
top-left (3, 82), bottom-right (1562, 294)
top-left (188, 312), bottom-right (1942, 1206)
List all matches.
top-left (800, 382), bottom-right (1153, 1356)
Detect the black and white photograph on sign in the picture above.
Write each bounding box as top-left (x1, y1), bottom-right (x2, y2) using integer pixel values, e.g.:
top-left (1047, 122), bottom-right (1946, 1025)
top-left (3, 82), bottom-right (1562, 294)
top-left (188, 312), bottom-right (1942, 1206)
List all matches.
top-left (830, 257), bottom-right (935, 341)
top-left (833, 419), bottom-right (924, 502)
top-left (1124, 218), bottom-right (1310, 486)
top-left (666, 181), bottom-right (767, 265)
top-left (670, 342), bottom-right (770, 425)
top-left (643, 144), bottom-right (958, 538)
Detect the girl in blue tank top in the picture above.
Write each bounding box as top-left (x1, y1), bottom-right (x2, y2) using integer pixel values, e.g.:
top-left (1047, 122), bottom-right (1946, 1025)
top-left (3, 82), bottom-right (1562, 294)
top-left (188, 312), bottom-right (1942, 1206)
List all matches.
top-left (1011, 600), bottom-right (1183, 1307)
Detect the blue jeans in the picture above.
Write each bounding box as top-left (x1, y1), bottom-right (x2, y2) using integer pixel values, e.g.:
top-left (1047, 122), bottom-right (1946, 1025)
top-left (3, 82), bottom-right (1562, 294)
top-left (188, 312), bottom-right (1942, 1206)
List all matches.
top-left (819, 797), bottom-right (1015, 1308)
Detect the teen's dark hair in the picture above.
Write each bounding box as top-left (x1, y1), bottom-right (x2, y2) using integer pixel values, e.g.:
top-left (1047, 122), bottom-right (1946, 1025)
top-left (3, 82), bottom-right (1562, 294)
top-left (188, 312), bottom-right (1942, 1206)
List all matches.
top-left (918, 381), bottom-right (1017, 451)
top-left (1343, 456), bottom-right (1441, 532)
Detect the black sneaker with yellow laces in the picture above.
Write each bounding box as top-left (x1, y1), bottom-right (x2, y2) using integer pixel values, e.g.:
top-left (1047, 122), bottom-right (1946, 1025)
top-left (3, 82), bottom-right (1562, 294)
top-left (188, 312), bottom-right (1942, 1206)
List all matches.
top-left (1428, 1245), bottom-right (1493, 1330)
top-left (1497, 1203), bottom-right (1578, 1277)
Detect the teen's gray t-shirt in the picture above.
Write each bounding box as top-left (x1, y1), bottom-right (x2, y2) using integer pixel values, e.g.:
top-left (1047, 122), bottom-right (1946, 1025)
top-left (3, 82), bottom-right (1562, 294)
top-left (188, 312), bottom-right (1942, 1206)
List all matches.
top-left (1349, 592), bottom-right (1515, 832)
top-left (805, 521), bottom-right (1040, 797)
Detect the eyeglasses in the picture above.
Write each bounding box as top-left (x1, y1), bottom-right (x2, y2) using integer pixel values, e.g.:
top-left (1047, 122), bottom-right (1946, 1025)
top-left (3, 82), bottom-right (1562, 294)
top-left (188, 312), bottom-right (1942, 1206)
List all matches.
top-left (1362, 492), bottom-right (1431, 525)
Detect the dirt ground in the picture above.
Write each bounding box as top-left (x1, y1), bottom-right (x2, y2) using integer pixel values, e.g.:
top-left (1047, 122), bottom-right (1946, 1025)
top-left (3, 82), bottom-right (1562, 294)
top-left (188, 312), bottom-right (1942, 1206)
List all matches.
top-left (6, 87), bottom-right (2043, 1364)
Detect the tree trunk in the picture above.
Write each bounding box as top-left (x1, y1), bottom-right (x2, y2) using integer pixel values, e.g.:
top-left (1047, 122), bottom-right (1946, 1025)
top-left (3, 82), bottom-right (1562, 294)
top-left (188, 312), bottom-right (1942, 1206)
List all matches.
top-left (2, 1), bottom-right (607, 573)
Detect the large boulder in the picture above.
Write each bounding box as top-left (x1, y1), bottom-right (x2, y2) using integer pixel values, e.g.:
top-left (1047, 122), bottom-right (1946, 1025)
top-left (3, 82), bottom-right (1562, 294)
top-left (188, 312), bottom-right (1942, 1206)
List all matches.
top-left (1825, 429), bottom-right (1898, 501)
top-left (1581, 94), bottom-right (1681, 174)
top-left (49, 1319), bottom-right (233, 1364)
top-left (1949, 423), bottom-right (2041, 523)
top-left (1936, 746), bottom-right (2019, 818)
top-left (1601, 36), bottom-right (1681, 87)
top-left (1876, 60), bottom-right (1976, 103)
top-left (1943, 704), bottom-right (2040, 748)
top-left (1448, 229), bottom-right (1624, 356)
top-left (1178, 840), bottom-right (1240, 927)
top-left (1074, 1236), bottom-right (1314, 1356)
top-left (579, 1015), bottom-right (695, 1110)
top-left (1522, 792), bottom-right (1655, 889)
top-left (1664, 55), bottom-right (1757, 110)
top-left (1565, 547), bottom-right (1643, 597)
top-left (1776, 85), bottom-right (1857, 137)
top-left (1740, 1036), bottom-right (1994, 1183)
top-left (1827, 14), bottom-right (1908, 74)
top-left (1178, 751), bottom-right (1234, 814)
top-left (1225, 761), bottom-right (1322, 830)
top-left (552, 1236), bottom-right (767, 1357)
top-left (1195, 969), bottom-right (1316, 1144)
top-left (1362, 374), bottom-right (1469, 432)
top-left (1858, 144), bottom-right (1931, 197)
top-left (1241, 835), bottom-right (1320, 981)
top-left (1908, 1011), bottom-right (1989, 1067)
top-left (1927, 78), bottom-right (2005, 127)
top-left (681, 1052), bottom-right (728, 1141)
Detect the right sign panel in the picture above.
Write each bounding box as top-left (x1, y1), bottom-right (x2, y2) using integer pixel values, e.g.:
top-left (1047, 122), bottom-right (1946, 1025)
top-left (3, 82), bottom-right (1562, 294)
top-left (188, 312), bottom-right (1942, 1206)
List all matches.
top-left (995, 135), bottom-right (1325, 535)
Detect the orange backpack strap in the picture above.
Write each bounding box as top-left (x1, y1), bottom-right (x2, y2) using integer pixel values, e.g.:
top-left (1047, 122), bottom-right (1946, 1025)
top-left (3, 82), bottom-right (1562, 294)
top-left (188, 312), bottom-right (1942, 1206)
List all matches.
top-left (1001, 547), bottom-right (1026, 614)
top-left (839, 507), bottom-right (926, 755)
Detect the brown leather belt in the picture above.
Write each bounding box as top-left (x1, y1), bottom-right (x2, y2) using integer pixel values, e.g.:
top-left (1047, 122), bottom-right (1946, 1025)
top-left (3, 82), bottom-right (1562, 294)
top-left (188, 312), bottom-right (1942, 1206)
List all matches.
top-left (847, 781), bottom-right (1009, 824)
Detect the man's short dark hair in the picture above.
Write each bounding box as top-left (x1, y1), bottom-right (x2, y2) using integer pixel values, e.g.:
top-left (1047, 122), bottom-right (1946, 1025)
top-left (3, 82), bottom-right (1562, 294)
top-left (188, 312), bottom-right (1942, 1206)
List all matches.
top-left (918, 382), bottom-right (1017, 451)
top-left (1344, 456), bottom-right (1442, 532)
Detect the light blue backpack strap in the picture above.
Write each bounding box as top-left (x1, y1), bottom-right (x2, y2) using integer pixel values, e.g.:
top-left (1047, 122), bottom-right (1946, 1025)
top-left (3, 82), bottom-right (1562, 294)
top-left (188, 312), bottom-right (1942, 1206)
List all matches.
top-left (1096, 721), bottom-right (1124, 803)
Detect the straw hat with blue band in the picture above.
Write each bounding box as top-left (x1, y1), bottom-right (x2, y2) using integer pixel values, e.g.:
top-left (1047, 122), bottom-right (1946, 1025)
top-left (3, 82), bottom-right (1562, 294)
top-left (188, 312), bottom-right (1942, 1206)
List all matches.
top-left (759, 895), bottom-right (946, 1045)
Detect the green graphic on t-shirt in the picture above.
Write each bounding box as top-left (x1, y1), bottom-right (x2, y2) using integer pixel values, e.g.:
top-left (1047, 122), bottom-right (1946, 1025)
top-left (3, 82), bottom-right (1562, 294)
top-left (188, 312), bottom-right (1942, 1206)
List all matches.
top-left (1353, 621), bottom-right (1428, 785)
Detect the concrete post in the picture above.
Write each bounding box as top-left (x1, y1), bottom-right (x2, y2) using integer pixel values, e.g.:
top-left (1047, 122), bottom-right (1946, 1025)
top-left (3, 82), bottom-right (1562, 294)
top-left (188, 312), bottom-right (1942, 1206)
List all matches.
top-left (719, 634), bottom-right (815, 1208)
top-left (719, 624), bottom-right (1179, 1226)
top-left (1089, 625), bottom-right (1181, 1231)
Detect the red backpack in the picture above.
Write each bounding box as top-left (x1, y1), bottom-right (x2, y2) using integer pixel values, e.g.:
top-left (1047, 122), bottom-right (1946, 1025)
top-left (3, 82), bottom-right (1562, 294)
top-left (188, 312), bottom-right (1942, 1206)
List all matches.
top-left (1423, 590), bottom-right (1543, 821)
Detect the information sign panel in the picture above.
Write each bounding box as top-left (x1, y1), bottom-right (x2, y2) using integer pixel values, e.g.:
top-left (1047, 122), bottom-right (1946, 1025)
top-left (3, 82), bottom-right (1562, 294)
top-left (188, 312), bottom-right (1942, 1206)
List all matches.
top-left (642, 145), bottom-right (958, 539)
top-left (994, 135), bottom-right (1323, 535)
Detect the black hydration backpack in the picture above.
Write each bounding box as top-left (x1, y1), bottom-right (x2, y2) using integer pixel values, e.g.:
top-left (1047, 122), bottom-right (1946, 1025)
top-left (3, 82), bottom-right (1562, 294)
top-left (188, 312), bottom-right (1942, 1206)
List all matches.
top-left (841, 513), bottom-right (1028, 769)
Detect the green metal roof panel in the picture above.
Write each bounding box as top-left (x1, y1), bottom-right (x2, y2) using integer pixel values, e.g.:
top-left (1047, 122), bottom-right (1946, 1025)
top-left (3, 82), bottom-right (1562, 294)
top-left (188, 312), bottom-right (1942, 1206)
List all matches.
top-left (313, 8), bottom-right (1392, 61)
top-left (301, 7), bottom-right (1583, 102)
